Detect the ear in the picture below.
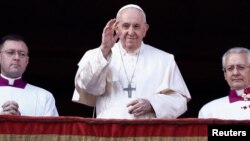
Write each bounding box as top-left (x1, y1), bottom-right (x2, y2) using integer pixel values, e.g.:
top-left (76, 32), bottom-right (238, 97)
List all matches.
top-left (143, 23), bottom-right (149, 38)
top-left (224, 71), bottom-right (227, 81)
top-left (114, 21), bottom-right (119, 34)
top-left (0, 53), bottom-right (3, 66)
top-left (26, 56), bottom-right (29, 65)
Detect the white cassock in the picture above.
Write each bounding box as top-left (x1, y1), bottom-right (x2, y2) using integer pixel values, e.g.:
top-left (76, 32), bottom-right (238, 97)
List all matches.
top-left (198, 89), bottom-right (250, 120)
top-left (0, 75), bottom-right (58, 116)
top-left (72, 42), bottom-right (191, 119)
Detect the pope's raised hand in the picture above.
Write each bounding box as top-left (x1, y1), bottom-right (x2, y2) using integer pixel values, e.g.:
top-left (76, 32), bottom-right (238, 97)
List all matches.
top-left (100, 19), bottom-right (120, 58)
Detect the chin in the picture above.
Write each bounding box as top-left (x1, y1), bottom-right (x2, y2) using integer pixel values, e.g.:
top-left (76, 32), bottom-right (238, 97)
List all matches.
top-left (232, 85), bottom-right (244, 90)
top-left (9, 71), bottom-right (21, 78)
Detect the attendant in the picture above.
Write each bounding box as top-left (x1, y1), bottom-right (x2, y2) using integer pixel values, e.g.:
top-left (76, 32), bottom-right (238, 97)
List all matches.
top-left (199, 47), bottom-right (250, 119)
top-left (0, 34), bottom-right (59, 116)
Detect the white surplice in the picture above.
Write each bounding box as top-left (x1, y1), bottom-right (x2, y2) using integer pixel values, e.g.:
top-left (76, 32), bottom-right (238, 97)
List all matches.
top-left (198, 90), bottom-right (250, 120)
top-left (73, 42), bottom-right (191, 119)
top-left (0, 84), bottom-right (58, 116)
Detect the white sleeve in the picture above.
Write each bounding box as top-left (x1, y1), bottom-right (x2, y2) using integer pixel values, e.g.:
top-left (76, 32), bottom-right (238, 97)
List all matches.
top-left (149, 56), bottom-right (190, 118)
top-left (75, 48), bottom-right (110, 95)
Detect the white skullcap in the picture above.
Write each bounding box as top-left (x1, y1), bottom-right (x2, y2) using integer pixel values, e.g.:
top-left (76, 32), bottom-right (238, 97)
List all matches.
top-left (116, 4), bottom-right (147, 23)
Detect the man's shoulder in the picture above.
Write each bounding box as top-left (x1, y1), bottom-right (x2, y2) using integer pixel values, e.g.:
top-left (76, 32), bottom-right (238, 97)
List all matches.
top-left (143, 44), bottom-right (174, 58)
top-left (202, 96), bottom-right (228, 109)
top-left (25, 83), bottom-right (53, 95)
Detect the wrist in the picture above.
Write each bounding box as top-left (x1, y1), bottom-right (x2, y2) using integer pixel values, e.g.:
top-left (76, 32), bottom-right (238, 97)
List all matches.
top-left (100, 45), bottom-right (111, 58)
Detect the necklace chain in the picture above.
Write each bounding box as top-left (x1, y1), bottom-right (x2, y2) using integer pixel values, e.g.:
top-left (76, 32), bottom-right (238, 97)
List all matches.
top-left (119, 45), bottom-right (141, 84)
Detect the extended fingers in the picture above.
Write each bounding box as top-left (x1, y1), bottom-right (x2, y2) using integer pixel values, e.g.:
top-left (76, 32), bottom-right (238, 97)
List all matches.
top-left (104, 19), bottom-right (116, 31)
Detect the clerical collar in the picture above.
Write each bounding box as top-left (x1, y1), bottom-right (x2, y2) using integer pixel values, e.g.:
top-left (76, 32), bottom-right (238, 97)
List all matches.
top-left (0, 74), bottom-right (27, 89)
top-left (229, 87), bottom-right (250, 103)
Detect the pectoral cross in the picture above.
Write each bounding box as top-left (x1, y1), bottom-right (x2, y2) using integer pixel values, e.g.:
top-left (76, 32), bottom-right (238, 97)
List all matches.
top-left (123, 83), bottom-right (136, 98)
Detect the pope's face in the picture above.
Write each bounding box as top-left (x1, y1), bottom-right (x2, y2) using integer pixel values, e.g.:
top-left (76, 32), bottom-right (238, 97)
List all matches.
top-left (116, 8), bottom-right (149, 52)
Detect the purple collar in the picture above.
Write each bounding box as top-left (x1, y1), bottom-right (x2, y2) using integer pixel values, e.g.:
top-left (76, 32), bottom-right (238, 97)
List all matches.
top-left (229, 87), bottom-right (250, 103)
top-left (0, 76), bottom-right (27, 89)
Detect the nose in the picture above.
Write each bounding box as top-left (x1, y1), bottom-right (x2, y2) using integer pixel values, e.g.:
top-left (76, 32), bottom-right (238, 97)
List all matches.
top-left (128, 27), bottom-right (135, 35)
top-left (13, 52), bottom-right (21, 59)
top-left (232, 67), bottom-right (240, 74)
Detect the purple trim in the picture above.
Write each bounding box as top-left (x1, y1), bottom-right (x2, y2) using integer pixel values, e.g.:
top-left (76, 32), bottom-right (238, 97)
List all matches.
top-left (229, 87), bottom-right (250, 103)
top-left (0, 76), bottom-right (27, 89)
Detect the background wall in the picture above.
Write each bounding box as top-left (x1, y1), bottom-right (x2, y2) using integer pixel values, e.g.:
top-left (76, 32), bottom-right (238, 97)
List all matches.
top-left (1, 0), bottom-right (250, 117)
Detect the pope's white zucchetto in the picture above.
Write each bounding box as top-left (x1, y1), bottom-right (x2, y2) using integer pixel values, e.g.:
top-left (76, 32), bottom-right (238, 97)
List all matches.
top-left (116, 4), bottom-right (147, 23)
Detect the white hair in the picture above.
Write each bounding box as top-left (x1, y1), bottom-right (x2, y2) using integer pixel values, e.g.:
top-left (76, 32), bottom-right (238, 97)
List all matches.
top-left (116, 4), bottom-right (147, 23)
top-left (222, 47), bottom-right (250, 68)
